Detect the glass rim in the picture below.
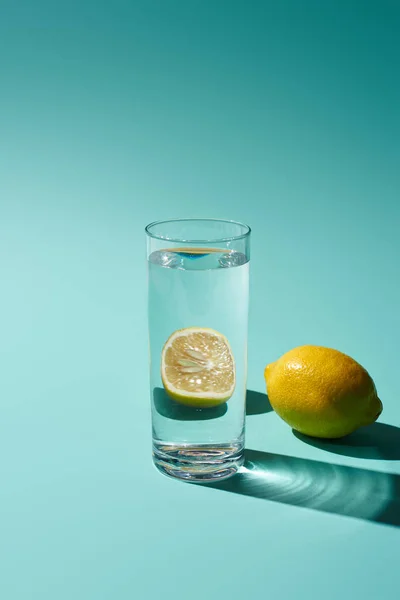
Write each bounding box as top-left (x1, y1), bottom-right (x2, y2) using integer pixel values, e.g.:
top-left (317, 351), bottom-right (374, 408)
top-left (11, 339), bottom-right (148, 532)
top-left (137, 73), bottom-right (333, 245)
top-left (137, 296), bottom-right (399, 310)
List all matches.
top-left (145, 218), bottom-right (251, 243)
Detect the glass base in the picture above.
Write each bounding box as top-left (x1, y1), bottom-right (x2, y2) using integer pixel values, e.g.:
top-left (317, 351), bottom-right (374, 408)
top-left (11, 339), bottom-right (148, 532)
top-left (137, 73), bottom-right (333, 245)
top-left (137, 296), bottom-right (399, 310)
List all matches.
top-left (153, 441), bottom-right (244, 482)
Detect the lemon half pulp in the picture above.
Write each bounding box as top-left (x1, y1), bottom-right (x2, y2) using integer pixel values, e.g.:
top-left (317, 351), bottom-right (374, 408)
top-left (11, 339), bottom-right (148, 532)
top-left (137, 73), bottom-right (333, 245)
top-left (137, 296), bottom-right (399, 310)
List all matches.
top-left (161, 327), bottom-right (235, 408)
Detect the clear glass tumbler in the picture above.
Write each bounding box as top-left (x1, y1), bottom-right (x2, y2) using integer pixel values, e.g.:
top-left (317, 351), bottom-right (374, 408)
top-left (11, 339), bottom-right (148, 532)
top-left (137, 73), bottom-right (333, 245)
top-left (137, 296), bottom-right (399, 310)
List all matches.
top-left (146, 219), bottom-right (250, 481)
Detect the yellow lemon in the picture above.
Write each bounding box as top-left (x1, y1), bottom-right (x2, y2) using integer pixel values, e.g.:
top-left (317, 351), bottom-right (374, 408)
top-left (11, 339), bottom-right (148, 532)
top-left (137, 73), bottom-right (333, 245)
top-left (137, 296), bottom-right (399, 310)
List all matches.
top-left (264, 345), bottom-right (382, 438)
top-left (161, 327), bottom-right (235, 408)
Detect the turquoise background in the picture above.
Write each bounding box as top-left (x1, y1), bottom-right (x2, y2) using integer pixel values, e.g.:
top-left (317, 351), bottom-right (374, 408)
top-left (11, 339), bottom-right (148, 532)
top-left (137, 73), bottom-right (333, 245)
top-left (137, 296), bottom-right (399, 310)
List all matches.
top-left (1, 1), bottom-right (399, 598)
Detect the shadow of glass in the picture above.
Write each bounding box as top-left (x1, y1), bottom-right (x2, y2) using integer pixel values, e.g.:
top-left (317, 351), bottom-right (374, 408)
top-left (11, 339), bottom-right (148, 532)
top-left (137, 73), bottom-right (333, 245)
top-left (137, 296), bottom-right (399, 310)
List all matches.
top-left (153, 387), bottom-right (227, 421)
top-left (206, 449), bottom-right (400, 527)
top-left (246, 390), bottom-right (272, 415)
top-left (293, 422), bottom-right (400, 460)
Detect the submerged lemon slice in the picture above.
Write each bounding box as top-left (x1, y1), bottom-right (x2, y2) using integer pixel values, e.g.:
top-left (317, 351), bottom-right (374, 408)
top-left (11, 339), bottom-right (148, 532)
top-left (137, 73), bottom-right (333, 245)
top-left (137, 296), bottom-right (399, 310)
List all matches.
top-left (161, 327), bottom-right (236, 408)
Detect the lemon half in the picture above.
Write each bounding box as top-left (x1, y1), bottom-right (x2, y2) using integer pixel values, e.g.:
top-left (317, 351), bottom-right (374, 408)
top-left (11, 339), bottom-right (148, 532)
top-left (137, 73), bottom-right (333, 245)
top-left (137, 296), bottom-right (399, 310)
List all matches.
top-left (161, 327), bottom-right (235, 408)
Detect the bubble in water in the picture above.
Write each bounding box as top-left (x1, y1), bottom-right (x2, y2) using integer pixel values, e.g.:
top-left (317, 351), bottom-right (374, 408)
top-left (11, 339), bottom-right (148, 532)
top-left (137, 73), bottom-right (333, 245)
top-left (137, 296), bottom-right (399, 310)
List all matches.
top-left (149, 250), bottom-right (183, 269)
top-left (218, 251), bottom-right (248, 268)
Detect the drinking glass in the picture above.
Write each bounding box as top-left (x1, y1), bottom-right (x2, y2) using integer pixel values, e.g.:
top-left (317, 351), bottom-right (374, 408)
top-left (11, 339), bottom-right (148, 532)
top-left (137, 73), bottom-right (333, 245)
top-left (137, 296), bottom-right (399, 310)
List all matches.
top-left (146, 219), bottom-right (250, 481)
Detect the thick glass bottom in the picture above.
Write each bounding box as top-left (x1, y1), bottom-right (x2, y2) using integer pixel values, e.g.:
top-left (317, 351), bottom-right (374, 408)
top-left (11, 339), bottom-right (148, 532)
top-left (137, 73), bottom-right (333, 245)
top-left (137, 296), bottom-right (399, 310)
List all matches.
top-left (153, 440), bottom-right (244, 482)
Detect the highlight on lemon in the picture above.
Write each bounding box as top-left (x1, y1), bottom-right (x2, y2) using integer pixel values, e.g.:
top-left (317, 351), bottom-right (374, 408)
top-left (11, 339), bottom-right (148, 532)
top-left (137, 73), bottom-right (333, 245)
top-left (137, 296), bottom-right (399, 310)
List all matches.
top-left (161, 327), bottom-right (235, 408)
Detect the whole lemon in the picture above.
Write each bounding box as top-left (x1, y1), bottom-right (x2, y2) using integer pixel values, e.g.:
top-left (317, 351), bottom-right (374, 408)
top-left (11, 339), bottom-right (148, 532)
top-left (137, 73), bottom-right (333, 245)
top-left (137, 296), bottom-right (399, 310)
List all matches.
top-left (264, 345), bottom-right (382, 439)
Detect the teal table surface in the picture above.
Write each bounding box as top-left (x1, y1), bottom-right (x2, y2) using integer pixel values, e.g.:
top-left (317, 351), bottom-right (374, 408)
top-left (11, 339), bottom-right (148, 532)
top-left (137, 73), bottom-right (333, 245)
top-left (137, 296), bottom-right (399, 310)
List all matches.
top-left (1, 2), bottom-right (399, 599)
